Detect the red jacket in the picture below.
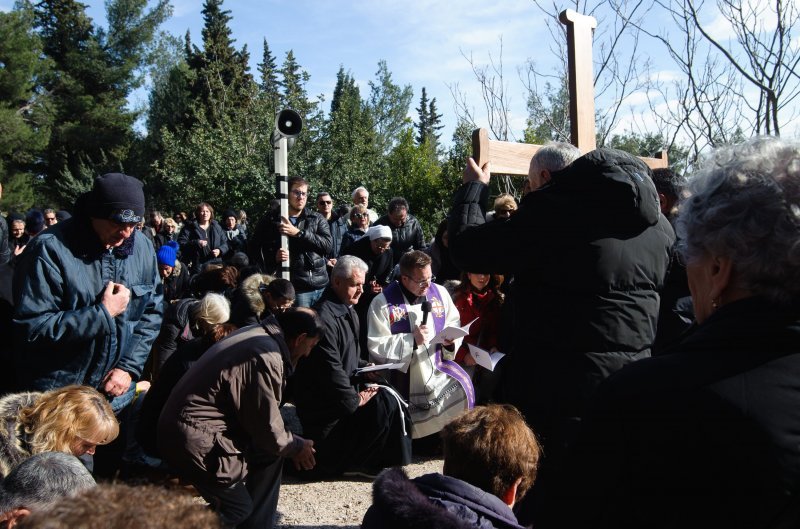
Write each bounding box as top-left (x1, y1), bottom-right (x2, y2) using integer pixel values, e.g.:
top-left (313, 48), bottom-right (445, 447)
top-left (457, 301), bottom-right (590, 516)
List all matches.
top-left (453, 289), bottom-right (502, 363)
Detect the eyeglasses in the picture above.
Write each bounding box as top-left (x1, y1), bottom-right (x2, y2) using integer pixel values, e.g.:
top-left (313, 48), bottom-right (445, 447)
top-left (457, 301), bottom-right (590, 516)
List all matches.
top-left (45, 216), bottom-right (56, 221)
top-left (291, 190), bottom-right (308, 197)
top-left (352, 213), bottom-right (366, 219)
top-left (317, 200), bottom-right (332, 205)
top-left (373, 241), bottom-right (391, 250)
top-left (403, 275), bottom-right (435, 288)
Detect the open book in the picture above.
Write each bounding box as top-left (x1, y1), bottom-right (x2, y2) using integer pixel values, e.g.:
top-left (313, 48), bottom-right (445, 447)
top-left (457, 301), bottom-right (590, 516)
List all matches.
top-left (353, 362), bottom-right (408, 374)
top-left (429, 317), bottom-right (478, 345)
top-left (467, 344), bottom-right (506, 371)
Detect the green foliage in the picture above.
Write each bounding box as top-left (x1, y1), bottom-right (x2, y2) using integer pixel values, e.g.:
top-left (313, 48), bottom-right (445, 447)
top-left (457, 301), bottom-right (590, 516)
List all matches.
top-left (606, 131), bottom-right (690, 176)
top-left (523, 78), bottom-right (570, 144)
top-left (278, 49), bottom-right (324, 185)
top-left (0, 5), bottom-right (51, 210)
top-left (1, 170), bottom-right (38, 213)
top-left (317, 67), bottom-right (380, 204)
top-left (185, 0), bottom-right (255, 127)
top-left (155, 106), bottom-right (274, 215)
top-left (368, 60), bottom-right (413, 155)
top-left (382, 128), bottom-right (458, 237)
top-left (33, 0), bottom-right (169, 206)
top-left (440, 119), bottom-right (474, 193)
top-left (257, 38), bottom-right (281, 121)
top-left (414, 86), bottom-right (444, 157)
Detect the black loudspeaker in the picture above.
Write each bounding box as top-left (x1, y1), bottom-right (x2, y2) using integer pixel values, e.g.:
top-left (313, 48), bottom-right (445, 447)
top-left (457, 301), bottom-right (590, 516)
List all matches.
top-left (275, 109), bottom-right (302, 138)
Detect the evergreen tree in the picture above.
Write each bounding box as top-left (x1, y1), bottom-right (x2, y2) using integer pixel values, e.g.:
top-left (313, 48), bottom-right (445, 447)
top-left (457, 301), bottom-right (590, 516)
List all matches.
top-left (427, 96), bottom-right (444, 154)
top-left (319, 67), bottom-right (379, 202)
top-left (0, 5), bottom-right (50, 212)
top-left (384, 128), bottom-right (453, 236)
top-left (278, 50), bottom-right (323, 186)
top-left (185, 0), bottom-right (254, 126)
top-left (367, 60), bottom-right (413, 155)
top-left (156, 108), bottom-right (274, 215)
top-left (257, 38), bottom-right (281, 120)
top-left (415, 87), bottom-right (430, 145)
top-left (33, 0), bottom-right (169, 206)
top-left (440, 119), bottom-right (474, 192)
top-left (607, 131), bottom-right (690, 176)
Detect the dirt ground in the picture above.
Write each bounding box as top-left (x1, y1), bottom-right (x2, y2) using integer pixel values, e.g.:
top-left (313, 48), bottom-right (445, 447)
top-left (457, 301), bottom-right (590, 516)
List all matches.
top-left (275, 456), bottom-right (443, 529)
top-left (274, 404), bottom-right (443, 528)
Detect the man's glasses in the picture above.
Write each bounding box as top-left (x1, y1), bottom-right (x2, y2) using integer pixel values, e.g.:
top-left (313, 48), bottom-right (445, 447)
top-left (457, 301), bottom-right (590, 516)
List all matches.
top-left (45, 216), bottom-right (56, 223)
top-left (318, 200), bottom-right (332, 205)
top-left (352, 213), bottom-right (366, 219)
top-left (292, 190), bottom-right (308, 197)
top-left (404, 275), bottom-right (435, 288)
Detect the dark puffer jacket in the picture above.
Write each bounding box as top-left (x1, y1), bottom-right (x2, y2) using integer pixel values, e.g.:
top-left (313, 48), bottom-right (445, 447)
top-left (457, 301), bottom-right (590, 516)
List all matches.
top-left (362, 468), bottom-right (525, 529)
top-left (374, 213), bottom-right (426, 264)
top-left (448, 148), bottom-right (675, 438)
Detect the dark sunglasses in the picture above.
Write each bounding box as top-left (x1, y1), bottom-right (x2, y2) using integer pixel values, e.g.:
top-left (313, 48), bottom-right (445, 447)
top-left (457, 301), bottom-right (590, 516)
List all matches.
top-left (352, 213), bottom-right (366, 219)
top-left (318, 200), bottom-right (332, 205)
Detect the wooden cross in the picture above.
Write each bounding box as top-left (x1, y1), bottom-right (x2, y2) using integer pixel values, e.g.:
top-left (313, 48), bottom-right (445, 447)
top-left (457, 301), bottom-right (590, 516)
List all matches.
top-left (471, 9), bottom-right (668, 174)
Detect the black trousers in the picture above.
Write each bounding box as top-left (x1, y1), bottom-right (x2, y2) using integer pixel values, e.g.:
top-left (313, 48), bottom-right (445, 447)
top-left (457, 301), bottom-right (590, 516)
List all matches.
top-left (310, 389), bottom-right (411, 476)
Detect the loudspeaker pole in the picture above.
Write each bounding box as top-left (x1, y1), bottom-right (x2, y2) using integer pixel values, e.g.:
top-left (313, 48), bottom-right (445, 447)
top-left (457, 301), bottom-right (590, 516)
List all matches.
top-left (272, 109), bottom-right (302, 281)
top-left (274, 136), bottom-right (290, 280)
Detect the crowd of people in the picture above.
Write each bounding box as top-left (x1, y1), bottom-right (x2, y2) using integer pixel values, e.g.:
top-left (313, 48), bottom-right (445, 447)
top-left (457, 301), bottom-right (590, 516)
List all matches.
top-left (0, 134), bottom-right (798, 529)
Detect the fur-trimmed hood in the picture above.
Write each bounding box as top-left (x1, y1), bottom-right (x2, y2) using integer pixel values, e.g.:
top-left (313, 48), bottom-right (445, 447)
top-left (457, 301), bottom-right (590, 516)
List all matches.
top-left (361, 467), bottom-right (524, 529)
top-left (239, 273), bottom-right (271, 317)
top-left (0, 391), bottom-right (41, 477)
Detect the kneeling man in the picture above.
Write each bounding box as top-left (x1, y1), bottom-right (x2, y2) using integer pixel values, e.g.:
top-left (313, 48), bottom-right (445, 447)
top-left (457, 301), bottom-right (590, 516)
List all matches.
top-left (367, 250), bottom-right (473, 440)
top-left (292, 255), bottom-right (411, 478)
top-left (158, 308), bottom-right (321, 528)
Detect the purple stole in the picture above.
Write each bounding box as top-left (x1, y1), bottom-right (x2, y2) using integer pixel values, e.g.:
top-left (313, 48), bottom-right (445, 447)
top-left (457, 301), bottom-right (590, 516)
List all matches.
top-left (383, 281), bottom-right (475, 409)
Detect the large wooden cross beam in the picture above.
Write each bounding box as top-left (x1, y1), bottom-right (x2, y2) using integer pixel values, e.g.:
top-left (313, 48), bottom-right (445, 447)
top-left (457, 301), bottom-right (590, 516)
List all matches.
top-left (471, 9), bottom-right (668, 175)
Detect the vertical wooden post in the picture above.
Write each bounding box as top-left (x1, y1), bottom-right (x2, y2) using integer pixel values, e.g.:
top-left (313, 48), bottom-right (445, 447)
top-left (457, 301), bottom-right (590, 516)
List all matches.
top-left (560, 9), bottom-right (597, 153)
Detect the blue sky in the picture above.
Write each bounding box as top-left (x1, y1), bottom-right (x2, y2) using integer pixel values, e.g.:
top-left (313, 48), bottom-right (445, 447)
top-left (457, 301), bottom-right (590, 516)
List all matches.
top-left (2, 1), bottom-right (795, 148)
top-left (92, 0), bottom-right (551, 143)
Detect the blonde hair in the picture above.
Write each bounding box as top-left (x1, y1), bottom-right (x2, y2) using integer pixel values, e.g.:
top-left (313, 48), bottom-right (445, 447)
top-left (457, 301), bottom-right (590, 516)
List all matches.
top-left (493, 193), bottom-right (517, 213)
top-left (190, 292), bottom-right (231, 335)
top-left (19, 386), bottom-right (119, 455)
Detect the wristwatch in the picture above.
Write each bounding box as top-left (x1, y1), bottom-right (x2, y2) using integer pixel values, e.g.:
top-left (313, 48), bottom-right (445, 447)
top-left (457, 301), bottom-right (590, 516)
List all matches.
top-left (297, 229), bottom-right (306, 238)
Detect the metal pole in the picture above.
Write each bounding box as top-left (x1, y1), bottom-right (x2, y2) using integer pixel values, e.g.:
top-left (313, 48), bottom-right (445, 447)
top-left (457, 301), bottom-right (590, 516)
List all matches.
top-left (274, 136), bottom-right (290, 280)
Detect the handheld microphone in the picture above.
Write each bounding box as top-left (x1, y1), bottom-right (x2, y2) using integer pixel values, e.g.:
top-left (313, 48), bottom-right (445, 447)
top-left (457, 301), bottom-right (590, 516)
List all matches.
top-left (415, 301), bottom-right (432, 351)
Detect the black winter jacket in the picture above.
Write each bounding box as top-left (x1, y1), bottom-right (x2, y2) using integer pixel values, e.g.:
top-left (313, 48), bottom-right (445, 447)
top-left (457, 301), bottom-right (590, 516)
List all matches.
top-left (290, 288), bottom-right (364, 441)
top-left (448, 148), bottom-right (675, 434)
top-left (375, 213), bottom-right (426, 264)
top-left (556, 297), bottom-right (800, 529)
top-left (248, 208), bottom-right (332, 293)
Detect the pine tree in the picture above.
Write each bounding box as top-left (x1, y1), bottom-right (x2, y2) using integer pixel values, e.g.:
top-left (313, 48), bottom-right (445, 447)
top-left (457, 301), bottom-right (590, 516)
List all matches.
top-left (427, 97), bottom-right (444, 154)
top-left (367, 60), bottom-right (413, 155)
top-left (319, 67), bottom-right (379, 201)
top-left (257, 38), bottom-right (281, 119)
top-left (0, 5), bottom-right (50, 212)
top-left (415, 87), bottom-right (430, 145)
top-left (278, 50), bottom-right (322, 183)
top-left (186, 0), bottom-right (254, 126)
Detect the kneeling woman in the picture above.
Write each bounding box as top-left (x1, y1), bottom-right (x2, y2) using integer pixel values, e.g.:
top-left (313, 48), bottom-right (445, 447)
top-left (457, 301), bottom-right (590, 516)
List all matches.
top-left (0, 385), bottom-right (119, 477)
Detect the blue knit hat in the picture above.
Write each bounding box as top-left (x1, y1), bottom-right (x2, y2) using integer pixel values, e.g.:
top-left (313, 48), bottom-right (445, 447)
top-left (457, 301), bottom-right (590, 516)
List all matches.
top-left (157, 241), bottom-right (178, 267)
